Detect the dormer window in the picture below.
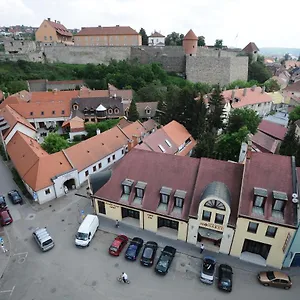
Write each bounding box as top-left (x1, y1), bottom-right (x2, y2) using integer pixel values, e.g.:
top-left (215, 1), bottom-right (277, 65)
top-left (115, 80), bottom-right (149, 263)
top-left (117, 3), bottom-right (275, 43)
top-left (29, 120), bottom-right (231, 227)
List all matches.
top-left (135, 181), bottom-right (147, 198)
top-left (114, 108), bottom-right (119, 114)
top-left (253, 187), bottom-right (268, 215)
top-left (121, 178), bottom-right (134, 201)
top-left (41, 111), bottom-right (44, 116)
top-left (73, 104), bottom-right (79, 110)
top-left (108, 108), bottom-right (113, 114)
top-left (30, 112), bottom-right (33, 116)
top-left (174, 189), bottom-right (186, 208)
top-left (272, 191), bottom-right (287, 217)
top-left (160, 186), bottom-right (172, 204)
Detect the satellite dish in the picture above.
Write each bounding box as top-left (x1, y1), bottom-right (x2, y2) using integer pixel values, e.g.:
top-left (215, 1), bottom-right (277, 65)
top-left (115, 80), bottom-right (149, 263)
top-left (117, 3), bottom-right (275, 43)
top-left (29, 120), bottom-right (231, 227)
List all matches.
top-left (292, 198), bottom-right (299, 204)
top-left (292, 193), bottom-right (298, 198)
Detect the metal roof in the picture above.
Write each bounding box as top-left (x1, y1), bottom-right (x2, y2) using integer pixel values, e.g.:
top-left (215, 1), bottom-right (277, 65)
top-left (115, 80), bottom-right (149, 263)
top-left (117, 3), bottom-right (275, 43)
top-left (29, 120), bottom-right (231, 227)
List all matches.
top-left (200, 181), bottom-right (231, 206)
top-left (174, 189), bottom-right (187, 199)
top-left (273, 190), bottom-right (288, 201)
top-left (254, 187), bottom-right (268, 197)
top-left (160, 186), bottom-right (172, 195)
top-left (135, 181), bottom-right (147, 190)
top-left (89, 170), bottom-right (112, 194)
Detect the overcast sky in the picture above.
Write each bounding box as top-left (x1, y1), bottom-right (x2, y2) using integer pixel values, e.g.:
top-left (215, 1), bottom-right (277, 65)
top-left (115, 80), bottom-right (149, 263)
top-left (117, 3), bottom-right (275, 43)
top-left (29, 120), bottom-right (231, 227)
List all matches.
top-left (0, 0), bottom-right (299, 48)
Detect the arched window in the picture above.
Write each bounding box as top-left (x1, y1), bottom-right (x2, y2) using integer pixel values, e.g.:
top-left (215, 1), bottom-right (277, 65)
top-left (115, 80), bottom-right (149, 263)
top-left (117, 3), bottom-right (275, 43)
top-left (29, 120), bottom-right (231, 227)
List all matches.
top-left (204, 199), bottom-right (225, 211)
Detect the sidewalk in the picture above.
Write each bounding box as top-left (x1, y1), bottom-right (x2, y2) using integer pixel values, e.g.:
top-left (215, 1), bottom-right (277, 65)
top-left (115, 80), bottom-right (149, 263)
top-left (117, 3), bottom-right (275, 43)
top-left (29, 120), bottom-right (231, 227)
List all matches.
top-left (0, 228), bottom-right (11, 279)
top-left (82, 203), bottom-right (300, 278)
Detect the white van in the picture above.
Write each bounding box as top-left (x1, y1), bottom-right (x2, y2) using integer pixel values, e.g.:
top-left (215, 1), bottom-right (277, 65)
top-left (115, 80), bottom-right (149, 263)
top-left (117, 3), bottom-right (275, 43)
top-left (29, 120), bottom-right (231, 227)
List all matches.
top-left (75, 214), bottom-right (99, 247)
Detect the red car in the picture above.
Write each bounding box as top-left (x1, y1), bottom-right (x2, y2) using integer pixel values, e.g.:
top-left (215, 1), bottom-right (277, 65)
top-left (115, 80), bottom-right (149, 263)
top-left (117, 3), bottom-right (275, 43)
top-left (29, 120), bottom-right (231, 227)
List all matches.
top-left (0, 209), bottom-right (13, 226)
top-left (109, 235), bottom-right (128, 256)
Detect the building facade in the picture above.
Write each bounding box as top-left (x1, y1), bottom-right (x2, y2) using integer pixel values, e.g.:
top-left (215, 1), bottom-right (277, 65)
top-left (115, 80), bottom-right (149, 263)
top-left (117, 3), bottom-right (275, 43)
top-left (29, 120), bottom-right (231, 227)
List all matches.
top-left (148, 31), bottom-right (165, 47)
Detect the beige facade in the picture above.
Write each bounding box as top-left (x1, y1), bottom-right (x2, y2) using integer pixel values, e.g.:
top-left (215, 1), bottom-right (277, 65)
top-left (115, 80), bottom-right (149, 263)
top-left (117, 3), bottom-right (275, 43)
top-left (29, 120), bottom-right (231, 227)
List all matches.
top-left (75, 34), bottom-right (141, 46)
top-left (230, 217), bottom-right (295, 268)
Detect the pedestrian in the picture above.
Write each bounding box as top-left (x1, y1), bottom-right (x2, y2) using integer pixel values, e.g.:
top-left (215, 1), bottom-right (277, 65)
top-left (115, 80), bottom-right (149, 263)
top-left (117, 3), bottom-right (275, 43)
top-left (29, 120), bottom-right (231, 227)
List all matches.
top-left (200, 243), bottom-right (204, 254)
top-left (1, 244), bottom-right (8, 253)
top-left (115, 219), bottom-right (119, 228)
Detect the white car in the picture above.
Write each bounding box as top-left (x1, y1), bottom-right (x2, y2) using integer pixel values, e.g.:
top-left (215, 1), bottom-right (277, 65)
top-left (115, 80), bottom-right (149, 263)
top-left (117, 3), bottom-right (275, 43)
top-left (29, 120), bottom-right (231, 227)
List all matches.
top-left (200, 256), bottom-right (216, 285)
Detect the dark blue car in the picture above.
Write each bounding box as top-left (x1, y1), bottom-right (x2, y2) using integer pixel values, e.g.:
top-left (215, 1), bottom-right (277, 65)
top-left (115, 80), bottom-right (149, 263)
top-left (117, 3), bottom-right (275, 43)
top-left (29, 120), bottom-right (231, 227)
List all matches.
top-left (125, 237), bottom-right (144, 261)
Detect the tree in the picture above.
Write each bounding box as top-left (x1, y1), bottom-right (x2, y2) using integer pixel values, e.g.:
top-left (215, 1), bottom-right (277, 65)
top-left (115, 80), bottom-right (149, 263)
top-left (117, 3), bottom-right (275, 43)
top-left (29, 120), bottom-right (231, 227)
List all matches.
top-left (298, 55), bottom-right (300, 62)
top-left (191, 95), bottom-right (208, 139)
top-left (128, 99), bottom-right (139, 121)
top-left (214, 39), bottom-right (223, 49)
top-left (85, 119), bottom-right (119, 138)
top-left (139, 28), bottom-right (148, 46)
top-left (165, 32), bottom-right (184, 46)
top-left (41, 133), bottom-right (69, 154)
top-left (248, 60), bottom-right (272, 83)
top-left (226, 79), bottom-right (258, 90)
top-left (279, 124), bottom-right (299, 158)
top-left (289, 106), bottom-right (300, 123)
top-left (264, 78), bottom-right (281, 92)
top-left (284, 53), bottom-right (290, 61)
top-left (198, 36), bottom-right (205, 47)
top-left (135, 83), bottom-right (167, 103)
top-left (226, 108), bottom-right (261, 135)
top-left (193, 131), bottom-right (216, 159)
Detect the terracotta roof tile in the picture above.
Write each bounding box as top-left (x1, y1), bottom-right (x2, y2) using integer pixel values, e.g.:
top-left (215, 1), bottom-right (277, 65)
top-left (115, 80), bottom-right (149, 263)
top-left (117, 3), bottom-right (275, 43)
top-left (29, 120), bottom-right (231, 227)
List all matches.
top-left (76, 26), bottom-right (139, 36)
top-left (0, 105), bottom-right (36, 138)
top-left (149, 31), bottom-right (165, 38)
top-left (284, 81), bottom-right (300, 93)
top-left (258, 120), bottom-right (287, 141)
top-left (117, 117), bottom-right (132, 129)
top-left (47, 20), bottom-right (73, 37)
top-left (183, 29), bottom-right (198, 40)
top-left (190, 158), bottom-right (244, 226)
top-left (62, 116), bottom-right (85, 132)
top-left (142, 119), bottom-right (158, 132)
top-left (120, 120), bottom-right (147, 139)
top-left (95, 149), bottom-right (200, 221)
top-left (222, 87), bottom-right (272, 108)
top-left (252, 131), bottom-right (279, 153)
top-left (239, 152), bottom-right (295, 226)
top-left (242, 42), bottom-right (259, 53)
top-left (65, 126), bottom-right (129, 172)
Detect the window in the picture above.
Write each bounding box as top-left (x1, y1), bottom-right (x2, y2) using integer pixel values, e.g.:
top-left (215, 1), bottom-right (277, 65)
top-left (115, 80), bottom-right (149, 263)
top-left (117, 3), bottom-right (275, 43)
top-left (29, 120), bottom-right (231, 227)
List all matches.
top-left (254, 196), bottom-right (264, 207)
top-left (93, 166), bottom-right (96, 172)
top-left (165, 140), bottom-right (172, 147)
top-left (202, 210), bottom-right (211, 221)
top-left (41, 111), bottom-right (44, 115)
top-left (30, 112), bottom-right (33, 116)
top-left (52, 110), bottom-right (55, 115)
top-left (160, 186), bottom-right (172, 204)
top-left (61, 110), bottom-right (65, 114)
top-left (158, 217), bottom-right (178, 230)
top-left (136, 188), bottom-right (143, 198)
top-left (215, 213), bottom-right (224, 225)
top-left (265, 226), bottom-right (277, 238)
top-left (204, 199), bottom-right (225, 210)
top-left (122, 149), bottom-right (124, 154)
top-left (161, 194), bottom-right (169, 204)
top-left (44, 36), bottom-right (47, 41)
top-left (45, 188), bottom-right (50, 195)
top-left (108, 108), bottom-right (113, 114)
top-left (114, 108), bottom-right (119, 114)
top-left (108, 157), bottom-right (111, 163)
top-left (247, 222), bottom-right (258, 233)
top-left (123, 185), bottom-right (131, 194)
top-left (112, 154), bottom-right (116, 160)
top-left (175, 197), bottom-right (183, 208)
top-left (98, 162), bottom-right (102, 169)
top-left (85, 170), bottom-right (89, 177)
top-left (158, 144), bottom-right (166, 153)
top-left (273, 200), bottom-right (285, 211)
top-left (50, 36), bottom-right (52, 41)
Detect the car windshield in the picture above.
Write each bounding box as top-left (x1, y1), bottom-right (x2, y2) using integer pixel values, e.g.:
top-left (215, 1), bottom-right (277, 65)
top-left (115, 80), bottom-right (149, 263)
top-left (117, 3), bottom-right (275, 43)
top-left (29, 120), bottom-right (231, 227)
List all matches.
top-left (109, 246), bottom-right (118, 252)
top-left (127, 245), bottom-right (137, 255)
top-left (143, 248), bottom-right (153, 258)
top-left (266, 272), bottom-right (275, 280)
top-left (76, 232), bottom-right (88, 241)
top-left (157, 255), bottom-right (169, 269)
top-left (221, 279), bottom-right (231, 286)
top-left (203, 261), bottom-right (215, 275)
top-left (4, 218), bottom-right (11, 223)
top-left (42, 239), bottom-right (53, 246)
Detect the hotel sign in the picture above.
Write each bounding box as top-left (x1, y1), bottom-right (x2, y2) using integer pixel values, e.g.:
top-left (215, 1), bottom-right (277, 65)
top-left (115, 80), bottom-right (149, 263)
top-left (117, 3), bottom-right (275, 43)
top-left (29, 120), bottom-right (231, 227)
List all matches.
top-left (200, 222), bottom-right (224, 232)
top-left (282, 232), bottom-right (292, 252)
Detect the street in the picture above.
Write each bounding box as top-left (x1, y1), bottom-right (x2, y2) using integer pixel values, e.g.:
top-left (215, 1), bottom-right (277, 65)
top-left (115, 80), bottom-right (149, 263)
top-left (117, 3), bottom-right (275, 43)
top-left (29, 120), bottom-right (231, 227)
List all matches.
top-left (0, 159), bottom-right (299, 300)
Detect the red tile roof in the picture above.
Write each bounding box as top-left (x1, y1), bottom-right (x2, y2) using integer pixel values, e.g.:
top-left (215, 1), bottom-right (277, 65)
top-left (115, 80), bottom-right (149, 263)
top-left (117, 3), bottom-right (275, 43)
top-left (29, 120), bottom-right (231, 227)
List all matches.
top-left (242, 42), bottom-right (259, 53)
top-left (95, 149), bottom-right (200, 221)
top-left (284, 81), bottom-right (300, 93)
top-left (0, 90), bottom-right (3, 101)
top-left (184, 29), bottom-right (197, 40)
top-left (149, 31), bottom-right (165, 38)
top-left (47, 20), bottom-right (73, 37)
top-left (120, 120), bottom-right (147, 139)
top-left (252, 131), bottom-right (279, 153)
top-left (258, 120), bottom-right (287, 141)
top-left (190, 158), bottom-right (244, 226)
top-left (76, 26), bottom-right (139, 36)
top-left (239, 152), bottom-right (295, 226)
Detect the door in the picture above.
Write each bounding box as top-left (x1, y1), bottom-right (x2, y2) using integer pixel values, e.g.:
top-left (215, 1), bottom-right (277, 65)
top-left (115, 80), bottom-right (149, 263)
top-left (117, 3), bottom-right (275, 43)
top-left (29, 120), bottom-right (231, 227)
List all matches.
top-left (291, 253), bottom-right (300, 267)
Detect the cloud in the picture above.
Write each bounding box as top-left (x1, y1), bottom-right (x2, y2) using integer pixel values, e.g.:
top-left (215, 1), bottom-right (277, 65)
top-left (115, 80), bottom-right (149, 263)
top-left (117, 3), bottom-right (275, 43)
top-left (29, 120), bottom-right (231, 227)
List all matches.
top-left (0, 0), bottom-right (34, 21)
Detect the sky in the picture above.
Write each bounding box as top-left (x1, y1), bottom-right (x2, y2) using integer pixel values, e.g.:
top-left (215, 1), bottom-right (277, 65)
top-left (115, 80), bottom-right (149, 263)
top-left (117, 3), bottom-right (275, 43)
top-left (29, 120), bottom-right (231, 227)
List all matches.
top-left (0, 0), bottom-right (299, 48)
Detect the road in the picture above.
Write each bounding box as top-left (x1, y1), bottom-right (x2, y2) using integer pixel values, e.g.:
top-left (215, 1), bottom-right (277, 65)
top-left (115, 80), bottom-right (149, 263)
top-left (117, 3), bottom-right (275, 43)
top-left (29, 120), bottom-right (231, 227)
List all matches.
top-left (0, 159), bottom-right (299, 300)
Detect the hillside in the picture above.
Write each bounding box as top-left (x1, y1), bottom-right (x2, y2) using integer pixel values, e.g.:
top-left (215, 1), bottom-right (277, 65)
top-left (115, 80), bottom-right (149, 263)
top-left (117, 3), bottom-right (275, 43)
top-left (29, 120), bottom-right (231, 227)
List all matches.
top-left (260, 47), bottom-right (300, 57)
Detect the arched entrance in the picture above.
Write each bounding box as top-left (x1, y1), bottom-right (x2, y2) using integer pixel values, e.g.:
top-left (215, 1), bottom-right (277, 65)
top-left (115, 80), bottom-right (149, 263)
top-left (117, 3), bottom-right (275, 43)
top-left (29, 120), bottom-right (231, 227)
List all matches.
top-left (63, 178), bottom-right (76, 193)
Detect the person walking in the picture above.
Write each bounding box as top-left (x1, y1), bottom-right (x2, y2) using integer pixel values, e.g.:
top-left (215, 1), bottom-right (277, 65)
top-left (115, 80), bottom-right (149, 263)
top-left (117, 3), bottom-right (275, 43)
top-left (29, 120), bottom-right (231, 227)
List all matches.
top-left (200, 243), bottom-right (204, 254)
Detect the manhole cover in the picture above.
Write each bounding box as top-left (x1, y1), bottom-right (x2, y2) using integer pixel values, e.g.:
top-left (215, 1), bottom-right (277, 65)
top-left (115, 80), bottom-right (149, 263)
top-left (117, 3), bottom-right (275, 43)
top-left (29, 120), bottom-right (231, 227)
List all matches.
top-left (49, 205), bottom-right (52, 207)
top-left (26, 214), bottom-right (36, 221)
top-left (28, 226), bottom-right (34, 230)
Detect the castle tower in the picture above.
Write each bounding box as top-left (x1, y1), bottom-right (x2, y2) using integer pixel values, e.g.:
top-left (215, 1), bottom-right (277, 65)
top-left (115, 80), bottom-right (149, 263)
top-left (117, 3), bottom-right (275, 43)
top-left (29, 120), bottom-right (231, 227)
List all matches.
top-left (183, 29), bottom-right (198, 56)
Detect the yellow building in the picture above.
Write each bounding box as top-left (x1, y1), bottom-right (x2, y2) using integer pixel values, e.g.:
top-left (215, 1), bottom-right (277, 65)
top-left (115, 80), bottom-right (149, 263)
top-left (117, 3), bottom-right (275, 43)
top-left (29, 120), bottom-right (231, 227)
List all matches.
top-left (75, 26), bottom-right (141, 46)
top-left (230, 153), bottom-right (297, 268)
top-left (35, 18), bottom-right (73, 44)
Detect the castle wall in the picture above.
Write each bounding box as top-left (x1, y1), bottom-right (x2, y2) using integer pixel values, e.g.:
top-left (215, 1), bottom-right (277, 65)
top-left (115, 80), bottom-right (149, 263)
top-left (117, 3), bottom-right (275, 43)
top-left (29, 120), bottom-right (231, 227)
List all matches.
top-left (229, 56), bottom-right (249, 82)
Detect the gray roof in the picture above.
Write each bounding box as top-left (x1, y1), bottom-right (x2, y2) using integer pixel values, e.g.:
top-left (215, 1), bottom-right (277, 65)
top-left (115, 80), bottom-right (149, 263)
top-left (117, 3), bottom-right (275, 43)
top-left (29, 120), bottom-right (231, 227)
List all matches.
top-left (200, 181), bottom-right (231, 206)
top-left (136, 102), bottom-right (158, 118)
top-left (89, 170), bottom-right (112, 194)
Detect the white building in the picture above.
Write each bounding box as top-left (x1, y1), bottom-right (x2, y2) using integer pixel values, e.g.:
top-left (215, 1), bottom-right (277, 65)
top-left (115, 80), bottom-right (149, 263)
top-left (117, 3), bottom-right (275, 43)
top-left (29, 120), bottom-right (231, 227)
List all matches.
top-left (148, 31), bottom-right (165, 47)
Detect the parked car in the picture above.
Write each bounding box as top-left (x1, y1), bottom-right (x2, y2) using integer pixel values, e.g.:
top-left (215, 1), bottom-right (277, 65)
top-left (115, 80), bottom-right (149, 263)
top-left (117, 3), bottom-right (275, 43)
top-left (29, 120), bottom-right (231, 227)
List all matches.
top-left (218, 264), bottom-right (233, 292)
top-left (109, 235), bottom-right (128, 256)
top-left (0, 195), bottom-right (7, 209)
top-left (155, 246), bottom-right (176, 275)
top-left (8, 190), bottom-right (23, 204)
top-left (0, 208), bottom-right (13, 226)
top-left (258, 271), bottom-right (292, 290)
top-left (140, 241), bottom-right (158, 267)
top-left (32, 227), bottom-right (55, 252)
top-left (125, 237), bottom-right (144, 261)
top-left (200, 256), bottom-right (216, 285)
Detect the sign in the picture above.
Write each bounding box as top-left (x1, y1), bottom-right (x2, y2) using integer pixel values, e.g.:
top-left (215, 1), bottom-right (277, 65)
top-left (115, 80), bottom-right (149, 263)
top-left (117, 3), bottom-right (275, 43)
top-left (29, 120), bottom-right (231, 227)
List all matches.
top-left (282, 232), bottom-right (292, 252)
top-left (200, 222), bottom-right (224, 232)
top-left (109, 204), bottom-right (117, 209)
top-left (33, 192), bottom-right (38, 201)
top-left (147, 214), bottom-right (154, 220)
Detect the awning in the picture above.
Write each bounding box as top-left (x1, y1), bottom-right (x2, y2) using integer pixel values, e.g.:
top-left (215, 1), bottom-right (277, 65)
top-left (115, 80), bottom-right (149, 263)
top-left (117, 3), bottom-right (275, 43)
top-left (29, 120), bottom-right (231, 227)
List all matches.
top-left (198, 227), bottom-right (223, 240)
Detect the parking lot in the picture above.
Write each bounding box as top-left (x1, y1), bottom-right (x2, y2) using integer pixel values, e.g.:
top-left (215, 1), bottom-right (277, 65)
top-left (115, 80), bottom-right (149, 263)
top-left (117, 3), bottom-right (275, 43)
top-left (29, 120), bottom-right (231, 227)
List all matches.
top-left (0, 191), bottom-right (299, 300)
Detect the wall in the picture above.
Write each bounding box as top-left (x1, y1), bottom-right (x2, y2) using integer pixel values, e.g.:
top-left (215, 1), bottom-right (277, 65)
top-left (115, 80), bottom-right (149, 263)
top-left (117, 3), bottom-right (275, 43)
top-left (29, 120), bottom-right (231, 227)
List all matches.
top-left (35, 20), bottom-right (57, 43)
top-left (230, 56), bottom-right (249, 82)
top-left (27, 117), bottom-right (69, 129)
top-left (5, 123), bottom-right (36, 145)
top-left (75, 34), bottom-right (141, 46)
top-left (144, 212), bottom-right (158, 232)
top-left (4, 39), bottom-right (38, 54)
top-left (52, 169), bottom-right (80, 198)
top-left (283, 226), bottom-right (300, 267)
top-left (230, 217), bottom-right (295, 268)
top-left (36, 185), bottom-right (56, 204)
top-left (44, 45), bottom-right (131, 64)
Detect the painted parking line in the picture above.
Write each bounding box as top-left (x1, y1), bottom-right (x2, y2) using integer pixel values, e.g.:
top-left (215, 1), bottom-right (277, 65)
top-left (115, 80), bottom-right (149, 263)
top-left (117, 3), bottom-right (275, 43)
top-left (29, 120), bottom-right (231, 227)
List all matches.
top-left (0, 285), bottom-right (15, 297)
top-left (13, 252), bottom-right (28, 264)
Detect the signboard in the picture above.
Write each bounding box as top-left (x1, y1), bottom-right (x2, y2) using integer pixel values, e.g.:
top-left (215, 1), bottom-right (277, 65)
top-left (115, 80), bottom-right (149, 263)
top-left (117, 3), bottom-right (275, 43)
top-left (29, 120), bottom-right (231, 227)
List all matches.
top-left (147, 214), bottom-right (154, 220)
top-left (282, 232), bottom-right (292, 252)
top-left (200, 222), bottom-right (224, 232)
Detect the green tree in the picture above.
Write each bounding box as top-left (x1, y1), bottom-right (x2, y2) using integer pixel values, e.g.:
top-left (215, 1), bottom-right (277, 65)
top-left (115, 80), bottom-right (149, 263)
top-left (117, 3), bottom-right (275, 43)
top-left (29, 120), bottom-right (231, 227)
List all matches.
top-left (264, 78), bottom-right (281, 92)
top-left (85, 119), bottom-right (119, 138)
top-left (289, 106), bottom-right (300, 123)
top-left (198, 36), bottom-right (205, 47)
top-left (139, 28), bottom-right (148, 46)
top-left (128, 99), bottom-right (139, 121)
top-left (165, 32), bottom-right (184, 46)
top-left (214, 39), bottom-right (223, 49)
top-left (279, 124), bottom-right (299, 158)
top-left (248, 60), bottom-right (272, 83)
top-left (226, 79), bottom-right (258, 90)
top-left (192, 95), bottom-right (208, 139)
top-left (193, 131), bottom-right (216, 159)
top-left (284, 53), bottom-right (290, 61)
top-left (41, 133), bottom-right (69, 154)
top-left (214, 126), bottom-right (249, 161)
top-left (226, 108), bottom-right (261, 134)
top-left (135, 83), bottom-right (167, 103)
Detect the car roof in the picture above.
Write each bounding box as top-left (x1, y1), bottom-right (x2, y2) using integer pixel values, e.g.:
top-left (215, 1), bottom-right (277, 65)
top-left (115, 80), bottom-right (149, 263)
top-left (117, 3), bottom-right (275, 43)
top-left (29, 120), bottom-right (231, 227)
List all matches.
top-left (145, 241), bottom-right (158, 247)
top-left (273, 271), bottom-right (290, 280)
top-left (132, 237), bottom-right (143, 243)
top-left (0, 210), bottom-right (10, 218)
top-left (219, 264), bottom-right (232, 271)
top-left (204, 256), bottom-right (216, 263)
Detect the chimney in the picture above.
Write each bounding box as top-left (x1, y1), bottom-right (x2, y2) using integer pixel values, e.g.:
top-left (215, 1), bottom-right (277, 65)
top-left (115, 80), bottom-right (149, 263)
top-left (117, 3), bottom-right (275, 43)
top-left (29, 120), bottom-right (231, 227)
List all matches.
top-left (52, 88), bottom-right (58, 94)
top-left (231, 90), bottom-right (235, 99)
top-left (261, 86), bottom-right (265, 94)
top-left (55, 20), bottom-right (57, 23)
top-left (98, 25), bottom-right (101, 27)
top-left (243, 88), bottom-right (247, 96)
top-left (47, 18), bottom-right (51, 21)
top-left (246, 134), bottom-right (253, 159)
top-left (57, 21), bottom-right (60, 24)
top-left (116, 25), bottom-right (120, 27)
top-left (96, 128), bottom-right (101, 135)
top-left (251, 85), bottom-right (256, 91)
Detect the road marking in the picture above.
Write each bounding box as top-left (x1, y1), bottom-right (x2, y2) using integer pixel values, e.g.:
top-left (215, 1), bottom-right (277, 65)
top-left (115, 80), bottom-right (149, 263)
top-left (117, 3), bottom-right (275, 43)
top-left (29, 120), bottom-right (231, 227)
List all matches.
top-left (13, 252), bottom-right (28, 264)
top-left (0, 285), bottom-right (15, 297)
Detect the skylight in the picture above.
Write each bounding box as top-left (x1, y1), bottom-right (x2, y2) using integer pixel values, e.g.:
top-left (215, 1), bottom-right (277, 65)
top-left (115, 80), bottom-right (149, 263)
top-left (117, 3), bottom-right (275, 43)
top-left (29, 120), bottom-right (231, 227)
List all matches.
top-left (165, 139), bottom-right (172, 147)
top-left (158, 144), bottom-right (166, 153)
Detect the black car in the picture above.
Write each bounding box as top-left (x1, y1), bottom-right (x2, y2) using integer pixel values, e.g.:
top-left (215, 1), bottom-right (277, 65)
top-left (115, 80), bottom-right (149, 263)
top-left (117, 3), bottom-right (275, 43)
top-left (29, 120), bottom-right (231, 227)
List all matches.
top-left (0, 195), bottom-right (7, 209)
top-left (8, 190), bottom-right (23, 204)
top-left (155, 246), bottom-right (176, 275)
top-left (140, 241), bottom-right (158, 267)
top-left (218, 264), bottom-right (233, 292)
top-left (125, 237), bottom-right (144, 261)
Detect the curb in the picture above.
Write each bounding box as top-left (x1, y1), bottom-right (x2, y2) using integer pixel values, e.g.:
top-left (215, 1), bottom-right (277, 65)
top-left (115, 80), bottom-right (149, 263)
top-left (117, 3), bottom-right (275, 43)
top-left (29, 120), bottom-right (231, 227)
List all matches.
top-left (0, 227), bottom-right (12, 279)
